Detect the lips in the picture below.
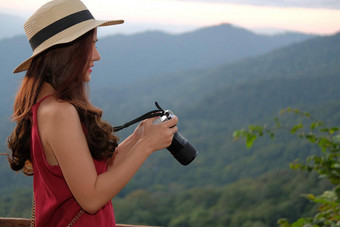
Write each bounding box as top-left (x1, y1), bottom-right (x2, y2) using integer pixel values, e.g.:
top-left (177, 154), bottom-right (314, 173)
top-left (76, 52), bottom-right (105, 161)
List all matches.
top-left (88, 65), bottom-right (94, 74)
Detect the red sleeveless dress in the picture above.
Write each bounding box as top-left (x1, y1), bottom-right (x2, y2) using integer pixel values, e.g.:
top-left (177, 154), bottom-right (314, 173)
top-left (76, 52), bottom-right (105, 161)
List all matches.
top-left (30, 95), bottom-right (116, 226)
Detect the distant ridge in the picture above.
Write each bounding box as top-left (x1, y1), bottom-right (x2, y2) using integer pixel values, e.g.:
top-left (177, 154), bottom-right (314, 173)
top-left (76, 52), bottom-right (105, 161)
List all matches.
top-left (0, 23), bottom-right (314, 90)
top-left (93, 23), bottom-right (314, 87)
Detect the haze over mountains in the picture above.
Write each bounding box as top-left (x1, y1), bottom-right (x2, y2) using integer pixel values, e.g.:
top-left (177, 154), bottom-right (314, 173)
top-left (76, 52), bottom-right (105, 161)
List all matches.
top-left (0, 22), bottom-right (313, 91)
top-left (0, 23), bottom-right (314, 124)
top-left (92, 23), bottom-right (315, 87)
top-left (0, 13), bottom-right (25, 40)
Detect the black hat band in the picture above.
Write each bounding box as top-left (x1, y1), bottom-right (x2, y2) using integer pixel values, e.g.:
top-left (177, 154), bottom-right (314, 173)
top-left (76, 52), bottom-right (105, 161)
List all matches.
top-left (29, 10), bottom-right (94, 51)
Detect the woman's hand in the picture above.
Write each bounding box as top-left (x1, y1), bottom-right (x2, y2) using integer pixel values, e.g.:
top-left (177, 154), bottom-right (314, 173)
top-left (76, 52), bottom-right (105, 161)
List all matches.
top-left (138, 115), bottom-right (178, 154)
top-left (132, 120), bottom-right (144, 141)
top-left (110, 116), bottom-right (178, 167)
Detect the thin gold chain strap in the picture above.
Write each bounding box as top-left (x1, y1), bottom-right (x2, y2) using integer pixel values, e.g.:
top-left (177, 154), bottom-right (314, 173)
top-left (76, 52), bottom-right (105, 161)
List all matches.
top-left (30, 195), bottom-right (84, 227)
top-left (67, 209), bottom-right (84, 227)
top-left (30, 194), bottom-right (35, 227)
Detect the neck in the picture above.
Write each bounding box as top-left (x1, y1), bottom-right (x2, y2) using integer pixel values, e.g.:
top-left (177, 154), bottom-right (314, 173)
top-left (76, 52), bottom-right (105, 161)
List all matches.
top-left (37, 82), bottom-right (55, 102)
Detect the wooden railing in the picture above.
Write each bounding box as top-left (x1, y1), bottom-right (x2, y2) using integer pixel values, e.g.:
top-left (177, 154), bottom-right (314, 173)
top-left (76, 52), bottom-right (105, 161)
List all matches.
top-left (0, 217), bottom-right (157, 227)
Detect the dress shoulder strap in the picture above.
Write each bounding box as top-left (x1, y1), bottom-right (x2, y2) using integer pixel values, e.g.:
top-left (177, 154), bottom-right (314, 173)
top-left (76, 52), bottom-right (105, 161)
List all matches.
top-left (35, 94), bottom-right (53, 106)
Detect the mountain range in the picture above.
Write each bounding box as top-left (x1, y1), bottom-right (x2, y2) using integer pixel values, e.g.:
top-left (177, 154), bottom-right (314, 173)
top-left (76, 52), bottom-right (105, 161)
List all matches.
top-left (95, 31), bottom-right (340, 192)
top-left (93, 23), bottom-right (314, 87)
top-left (0, 22), bottom-right (314, 88)
top-left (0, 23), bottom-right (314, 121)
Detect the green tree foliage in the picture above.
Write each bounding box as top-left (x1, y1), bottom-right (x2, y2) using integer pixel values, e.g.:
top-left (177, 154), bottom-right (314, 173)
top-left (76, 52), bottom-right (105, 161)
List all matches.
top-left (0, 186), bottom-right (32, 218)
top-left (233, 108), bottom-right (340, 226)
top-left (112, 170), bottom-right (328, 226)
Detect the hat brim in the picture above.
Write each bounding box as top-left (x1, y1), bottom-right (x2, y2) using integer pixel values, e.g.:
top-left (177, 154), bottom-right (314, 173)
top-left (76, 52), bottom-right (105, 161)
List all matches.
top-left (13, 19), bottom-right (124, 73)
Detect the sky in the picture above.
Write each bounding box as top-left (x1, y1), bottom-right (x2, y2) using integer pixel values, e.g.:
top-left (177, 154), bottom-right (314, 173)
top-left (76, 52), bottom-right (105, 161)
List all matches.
top-left (0, 0), bottom-right (340, 36)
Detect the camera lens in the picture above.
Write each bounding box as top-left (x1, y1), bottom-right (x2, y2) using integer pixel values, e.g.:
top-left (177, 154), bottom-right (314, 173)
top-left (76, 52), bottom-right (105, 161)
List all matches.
top-left (167, 132), bottom-right (198, 166)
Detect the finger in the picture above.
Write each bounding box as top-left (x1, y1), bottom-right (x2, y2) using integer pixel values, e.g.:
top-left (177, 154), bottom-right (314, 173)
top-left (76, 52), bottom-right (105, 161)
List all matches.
top-left (169, 126), bottom-right (178, 134)
top-left (165, 115), bottom-right (178, 128)
top-left (145, 117), bottom-right (160, 125)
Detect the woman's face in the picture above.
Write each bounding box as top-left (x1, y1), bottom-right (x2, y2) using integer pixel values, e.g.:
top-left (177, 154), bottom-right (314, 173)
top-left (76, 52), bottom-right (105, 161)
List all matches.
top-left (83, 29), bottom-right (101, 82)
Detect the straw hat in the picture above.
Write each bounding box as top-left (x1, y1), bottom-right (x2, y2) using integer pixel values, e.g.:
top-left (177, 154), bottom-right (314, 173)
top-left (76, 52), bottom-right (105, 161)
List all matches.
top-left (13, 0), bottom-right (124, 73)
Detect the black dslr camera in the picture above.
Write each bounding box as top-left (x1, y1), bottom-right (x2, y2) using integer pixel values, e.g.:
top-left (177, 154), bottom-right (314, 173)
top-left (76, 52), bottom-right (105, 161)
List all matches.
top-left (153, 109), bottom-right (198, 166)
top-left (113, 102), bottom-right (198, 166)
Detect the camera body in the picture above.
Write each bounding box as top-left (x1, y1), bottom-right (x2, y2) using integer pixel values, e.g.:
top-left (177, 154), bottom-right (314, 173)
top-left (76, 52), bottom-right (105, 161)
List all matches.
top-left (154, 110), bottom-right (198, 166)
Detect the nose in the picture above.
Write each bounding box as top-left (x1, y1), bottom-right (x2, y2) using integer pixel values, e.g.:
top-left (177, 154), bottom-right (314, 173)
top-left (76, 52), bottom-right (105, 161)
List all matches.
top-left (92, 46), bottom-right (101, 62)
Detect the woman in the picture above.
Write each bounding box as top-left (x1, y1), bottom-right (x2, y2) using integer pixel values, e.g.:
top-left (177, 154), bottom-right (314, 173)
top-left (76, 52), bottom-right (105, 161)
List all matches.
top-left (7, 0), bottom-right (178, 226)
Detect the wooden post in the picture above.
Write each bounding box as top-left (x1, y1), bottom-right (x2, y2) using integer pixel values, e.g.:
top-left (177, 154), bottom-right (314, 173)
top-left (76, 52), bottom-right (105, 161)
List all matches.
top-left (0, 217), bottom-right (160, 227)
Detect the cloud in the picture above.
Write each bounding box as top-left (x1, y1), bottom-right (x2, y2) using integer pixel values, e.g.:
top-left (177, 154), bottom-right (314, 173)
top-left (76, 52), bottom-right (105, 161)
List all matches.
top-left (175, 0), bottom-right (340, 9)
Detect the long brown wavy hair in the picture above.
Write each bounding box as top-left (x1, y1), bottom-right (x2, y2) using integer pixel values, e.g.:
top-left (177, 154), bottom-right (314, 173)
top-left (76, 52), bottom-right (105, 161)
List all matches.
top-left (7, 29), bottom-right (119, 175)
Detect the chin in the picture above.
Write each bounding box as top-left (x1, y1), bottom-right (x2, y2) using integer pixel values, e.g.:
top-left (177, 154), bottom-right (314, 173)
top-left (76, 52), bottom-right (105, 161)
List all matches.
top-left (84, 75), bottom-right (91, 82)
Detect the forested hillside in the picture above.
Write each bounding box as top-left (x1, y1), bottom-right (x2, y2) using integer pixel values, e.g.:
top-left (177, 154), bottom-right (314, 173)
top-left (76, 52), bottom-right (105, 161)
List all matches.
top-left (99, 32), bottom-right (340, 225)
top-left (94, 32), bottom-right (340, 192)
top-left (0, 25), bottom-right (338, 226)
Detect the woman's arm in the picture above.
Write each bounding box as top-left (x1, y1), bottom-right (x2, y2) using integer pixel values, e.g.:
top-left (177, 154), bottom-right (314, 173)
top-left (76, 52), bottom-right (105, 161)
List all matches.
top-left (107, 122), bottom-right (143, 169)
top-left (42, 101), bottom-right (177, 214)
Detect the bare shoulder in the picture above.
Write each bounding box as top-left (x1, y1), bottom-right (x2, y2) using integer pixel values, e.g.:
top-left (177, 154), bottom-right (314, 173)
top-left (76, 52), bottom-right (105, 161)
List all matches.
top-left (37, 97), bottom-right (85, 165)
top-left (38, 97), bottom-right (80, 125)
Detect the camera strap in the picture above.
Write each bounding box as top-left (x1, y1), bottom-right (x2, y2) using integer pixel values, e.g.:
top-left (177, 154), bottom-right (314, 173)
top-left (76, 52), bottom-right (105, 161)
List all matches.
top-left (113, 102), bottom-right (165, 132)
